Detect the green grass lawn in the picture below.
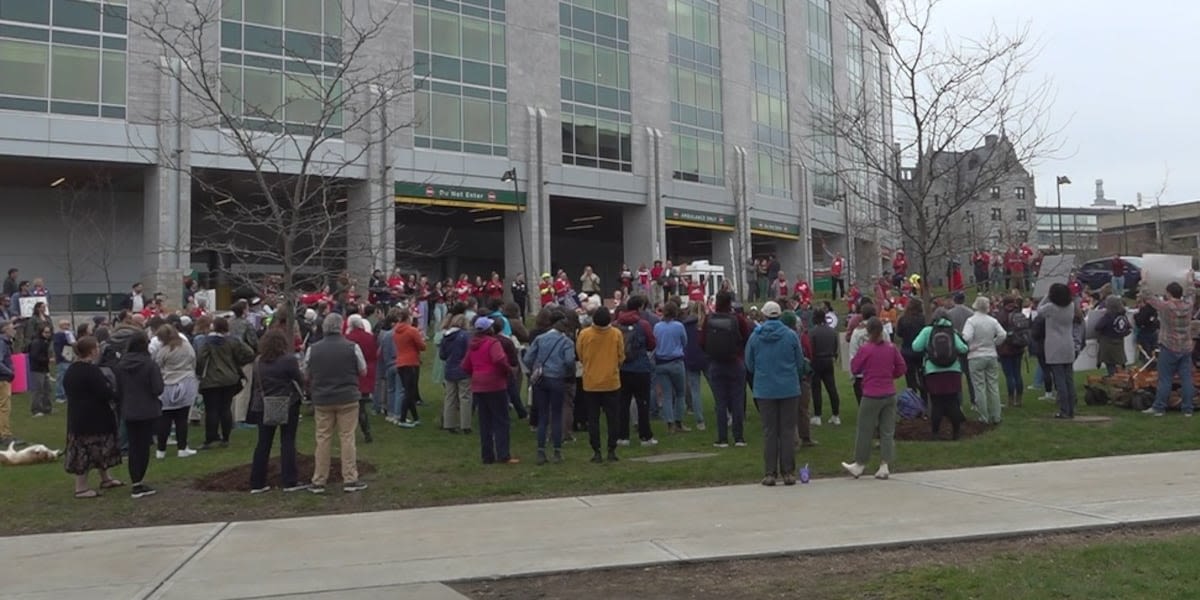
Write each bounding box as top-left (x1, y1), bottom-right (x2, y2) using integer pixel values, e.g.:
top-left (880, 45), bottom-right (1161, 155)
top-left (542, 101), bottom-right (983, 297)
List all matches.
top-left (2, 354), bottom-right (1195, 536)
top-left (858, 531), bottom-right (1200, 599)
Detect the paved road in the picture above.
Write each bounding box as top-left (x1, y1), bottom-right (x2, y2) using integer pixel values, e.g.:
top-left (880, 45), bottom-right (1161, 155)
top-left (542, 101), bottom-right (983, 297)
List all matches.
top-left (6, 450), bottom-right (1200, 600)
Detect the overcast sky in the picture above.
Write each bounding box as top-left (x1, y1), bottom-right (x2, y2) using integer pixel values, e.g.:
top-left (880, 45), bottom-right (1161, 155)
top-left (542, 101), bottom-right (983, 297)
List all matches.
top-left (930, 0), bottom-right (1200, 208)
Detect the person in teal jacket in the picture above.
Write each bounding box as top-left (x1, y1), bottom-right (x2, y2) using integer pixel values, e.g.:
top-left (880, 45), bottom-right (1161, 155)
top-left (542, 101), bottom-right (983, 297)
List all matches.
top-left (911, 308), bottom-right (969, 440)
top-left (744, 301), bottom-right (803, 486)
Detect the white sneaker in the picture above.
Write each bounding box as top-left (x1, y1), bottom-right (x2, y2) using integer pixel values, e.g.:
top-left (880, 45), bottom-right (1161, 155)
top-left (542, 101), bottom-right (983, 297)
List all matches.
top-left (875, 464), bottom-right (890, 480)
top-left (1041, 393), bottom-right (1054, 401)
top-left (696, 422), bottom-right (706, 431)
top-left (841, 461), bottom-right (864, 479)
top-left (810, 416), bottom-right (822, 426)
top-left (1142, 407), bottom-right (1164, 416)
top-left (155, 450), bottom-right (166, 460)
top-left (734, 441), bottom-right (748, 448)
top-left (616, 439), bottom-right (630, 447)
top-left (250, 486), bottom-right (272, 495)
top-left (177, 448), bottom-right (197, 458)
top-left (829, 416), bottom-right (842, 426)
top-left (640, 438), bottom-right (659, 446)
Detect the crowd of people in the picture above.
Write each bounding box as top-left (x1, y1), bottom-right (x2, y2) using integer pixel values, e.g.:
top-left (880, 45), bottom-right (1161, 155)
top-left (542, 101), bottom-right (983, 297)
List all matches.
top-left (0, 252), bottom-right (1196, 497)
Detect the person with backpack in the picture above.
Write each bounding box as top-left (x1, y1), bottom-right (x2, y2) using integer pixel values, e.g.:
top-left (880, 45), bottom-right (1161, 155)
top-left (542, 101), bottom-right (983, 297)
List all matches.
top-left (911, 308), bottom-right (970, 440)
top-left (962, 297), bottom-right (1007, 425)
top-left (1039, 283), bottom-right (1085, 419)
top-left (996, 296), bottom-right (1030, 407)
top-left (196, 317), bottom-right (256, 449)
top-left (615, 295), bottom-right (658, 446)
top-left (745, 301), bottom-right (803, 485)
top-left (700, 291), bottom-right (753, 448)
top-left (521, 312), bottom-right (576, 464)
top-left (1133, 298), bottom-right (1159, 364)
top-left (1094, 295), bottom-right (1132, 376)
top-left (809, 309), bottom-right (842, 427)
top-left (842, 318), bottom-right (906, 480)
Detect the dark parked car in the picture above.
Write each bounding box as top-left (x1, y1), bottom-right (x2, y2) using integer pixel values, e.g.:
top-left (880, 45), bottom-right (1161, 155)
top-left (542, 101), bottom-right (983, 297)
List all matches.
top-left (1076, 256), bottom-right (1143, 296)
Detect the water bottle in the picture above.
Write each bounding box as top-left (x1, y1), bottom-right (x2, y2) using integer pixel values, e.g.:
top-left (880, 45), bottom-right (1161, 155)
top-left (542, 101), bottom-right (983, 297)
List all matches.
top-left (799, 463), bottom-right (810, 484)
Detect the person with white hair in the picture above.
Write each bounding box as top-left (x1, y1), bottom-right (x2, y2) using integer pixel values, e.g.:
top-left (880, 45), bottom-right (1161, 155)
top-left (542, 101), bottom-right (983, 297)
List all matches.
top-left (303, 313), bottom-right (368, 493)
top-left (345, 314), bottom-right (379, 444)
top-left (962, 296), bottom-right (1007, 425)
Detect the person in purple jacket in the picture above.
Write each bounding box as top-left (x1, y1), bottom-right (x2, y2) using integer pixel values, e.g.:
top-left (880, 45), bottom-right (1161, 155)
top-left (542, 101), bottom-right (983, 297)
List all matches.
top-left (842, 318), bottom-right (906, 481)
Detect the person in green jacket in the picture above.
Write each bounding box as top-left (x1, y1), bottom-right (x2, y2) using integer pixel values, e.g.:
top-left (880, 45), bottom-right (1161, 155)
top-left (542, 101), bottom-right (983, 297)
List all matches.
top-left (911, 308), bottom-right (969, 440)
top-left (196, 317), bottom-right (256, 449)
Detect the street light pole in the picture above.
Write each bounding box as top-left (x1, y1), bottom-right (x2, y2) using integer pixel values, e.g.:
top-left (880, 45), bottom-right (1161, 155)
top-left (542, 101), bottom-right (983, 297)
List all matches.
top-left (1121, 204), bottom-right (1136, 256)
top-left (500, 168), bottom-right (528, 293)
top-left (1055, 175), bottom-right (1071, 251)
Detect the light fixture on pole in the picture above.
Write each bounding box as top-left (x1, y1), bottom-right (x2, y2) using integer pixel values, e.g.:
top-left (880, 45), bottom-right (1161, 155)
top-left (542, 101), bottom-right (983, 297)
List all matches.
top-left (500, 168), bottom-right (528, 288)
top-left (1055, 175), bottom-right (1071, 250)
top-left (1121, 204), bottom-right (1137, 256)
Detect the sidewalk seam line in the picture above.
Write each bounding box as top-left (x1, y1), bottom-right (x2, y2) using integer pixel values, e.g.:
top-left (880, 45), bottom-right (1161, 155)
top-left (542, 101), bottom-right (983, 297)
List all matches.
top-left (898, 478), bottom-right (1118, 523)
top-left (139, 521), bottom-right (232, 600)
top-left (649, 539), bottom-right (685, 560)
top-left (575, 496), bottom-right (593, 507)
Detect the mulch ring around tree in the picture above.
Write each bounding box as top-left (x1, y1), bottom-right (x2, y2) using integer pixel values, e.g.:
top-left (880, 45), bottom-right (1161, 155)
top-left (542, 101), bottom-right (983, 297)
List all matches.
top-left (894, 418), bottom-right (995, 442)
top-left (192, 454), bottom-right (377, 492)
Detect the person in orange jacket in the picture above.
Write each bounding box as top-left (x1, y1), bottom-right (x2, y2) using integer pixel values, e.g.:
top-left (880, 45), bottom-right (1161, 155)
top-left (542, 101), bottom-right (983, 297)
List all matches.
top-left (391, 308), bottom-right (427, 427)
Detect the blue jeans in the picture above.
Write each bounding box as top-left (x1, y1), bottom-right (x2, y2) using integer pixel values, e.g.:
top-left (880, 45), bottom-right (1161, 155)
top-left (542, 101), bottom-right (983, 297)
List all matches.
top-left (999, 354), bottom-right (1024, 398)
top-left (1152, 347), bottom-right (1195, 414)
top-left (654, 359), bottom-right (687, 423)
top-left (1112, 275), bottom-right (1124, 295)
top-left (55, 360), bottom-right (71, 399)
top-left (1033, 361), bottom-right (1044, 387)
top-left (1048, 363), bottom-right (1077, 417)
top-left (387, 365), bottom-right (406, 417)
top-left (685, 368), bottom-right (708, 425)
top-left (533, 377), bottom-right (565, 450)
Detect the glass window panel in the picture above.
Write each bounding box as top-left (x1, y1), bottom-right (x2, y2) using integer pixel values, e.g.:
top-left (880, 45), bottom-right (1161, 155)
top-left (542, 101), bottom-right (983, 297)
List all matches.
top-left (595, 13), bottom-right (617, 38)
top-left (678, 135), bottom-right (698, 174)
top-left (491, 64), bottom-right (505, 88)
top-left (594, 46), bottom-right (617, 86)
top-left (461, 15), bottom-right (490, 61)
top-left (572, 6), bottom-right (593, 32)
top-left (244, 24), bottom-right (282, 54)
top-left (490, 23), bottom-right (505, 63)
top-left (220, 64), bottom-right (242, 116)
top-left (244, 0), bottom-right (282, 27)
top-left (559, 37), bottom-right (571, 78)
top-left (674, 2), bottom-right (692, 38)
top-left (414, 89), bottom-right (430, 135)
top-left (286, 0), bottom-right (322, 32)
top-left (430, 10), bottom-right (460, 56)
top-left (101, 49), bottom-right (124, 105)
top-left (243, 68), bottom-right (283, 118)
top-left (431, 54), bottom-right (459, 80)
top-left (52, 0), bottom-right (100, 30)
top-left (461, 97), bottom-right (491, 142)
top-left (461, 60), bottom-right (489, 85)
top-left (573, 115), bottom-right (597, 157)
top-left (285, 73), bottom-right (323, 123)
top-left (572, 40), bottom-right (594, 82)
top-left (414, 7), bottom-right (429, 51)
top-left (492, 101), bottom-right (507, 145)
top-left (284, 31), bottom-right (322, 60)
top-left (102, 4), bottom-right (126, 34)
top-left (50, 45), bottom-right (99, 102)
top-left (693, 9), bottom-right (709, 44)
top-left (221, 20), bottom-right (242, 50)
top-left (430, 92), bottom-right (461, 139)
top-left (695, 73), bottom-right (714, 110)
top-left (2, 1), bottom-right (50, 23)
top-left (221, 0), bottom-right (241, 20)
top-left (677, 68), bottom-right (695, 105)
top-left (324, 0), bottom-right (342, 35)
top-left (597, 120), bottom-right (619, 159)
top-left (617, 52), bottom-right (628, 89)
top-left (0, 39), bottom-right (48, 97)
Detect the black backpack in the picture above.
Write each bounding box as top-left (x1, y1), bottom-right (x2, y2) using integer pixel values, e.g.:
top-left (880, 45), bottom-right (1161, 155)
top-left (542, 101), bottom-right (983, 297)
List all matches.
top-left (704, 312), bottom-right (742, 361)
top-left (1032, 314), bottom-right (1047, 343)
top-left (1007, 311), bottom-right (1032, 349)
top-left (621, 321), bottom-right (646, 364)
top-left (926, 324), bottom-right (959, 368)
top-left (1110, 313), bottom-right (1132, 338)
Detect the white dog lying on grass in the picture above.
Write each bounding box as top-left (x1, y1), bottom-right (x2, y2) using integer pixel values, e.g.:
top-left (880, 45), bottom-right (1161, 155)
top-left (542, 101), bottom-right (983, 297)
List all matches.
top-left (0, 442), bottom-right (62, 466)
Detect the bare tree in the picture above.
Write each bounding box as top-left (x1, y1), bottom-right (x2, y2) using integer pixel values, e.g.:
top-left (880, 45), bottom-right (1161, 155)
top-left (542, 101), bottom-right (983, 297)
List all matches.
top-left (52, 173), bottom-right (131, 322)
top-left (807, 0), bottom-right (1062, 308)
top-left (125, 0), bottom-right (433, 312)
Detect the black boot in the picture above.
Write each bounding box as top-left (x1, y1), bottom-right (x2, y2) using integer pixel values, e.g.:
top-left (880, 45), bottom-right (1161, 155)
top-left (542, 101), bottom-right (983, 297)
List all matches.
top-left (590, 450), bottom-right (603, 464)
top-left (607, 450), bottom-right (619, 462)
top-left (553, 449), bottom-right (563, 463)
top-left (536, 449), bottom-right (548, 466)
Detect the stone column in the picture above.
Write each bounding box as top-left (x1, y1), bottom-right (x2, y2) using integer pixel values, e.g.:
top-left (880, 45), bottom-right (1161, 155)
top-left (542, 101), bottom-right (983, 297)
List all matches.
top-left (622, 204), bottom-right (657, 274)
top-left (142, 165), bottom-right (190, 302)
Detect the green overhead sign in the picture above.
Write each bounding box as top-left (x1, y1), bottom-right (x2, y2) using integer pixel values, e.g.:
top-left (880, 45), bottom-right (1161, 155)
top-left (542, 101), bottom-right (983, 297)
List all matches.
top-left (664, 207), bottom-right (735, 230)
top-left (395, 181), bottom-right (526, 210)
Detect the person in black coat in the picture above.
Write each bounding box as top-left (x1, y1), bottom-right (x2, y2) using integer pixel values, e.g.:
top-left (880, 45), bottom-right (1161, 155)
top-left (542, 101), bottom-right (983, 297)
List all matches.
top-left (63, 336), bottom-right (123, 498)
top-left (114, 331), bottom-right (164, 498)
top-left (247, 329), bottom-right (306, 493)
top-left (27, 323), bottom-right (53, 417)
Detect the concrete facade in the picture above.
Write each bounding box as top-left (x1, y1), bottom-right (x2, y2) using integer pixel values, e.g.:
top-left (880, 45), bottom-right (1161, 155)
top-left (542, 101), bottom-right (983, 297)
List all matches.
top-left (0, 0), bottom-right (893, 302)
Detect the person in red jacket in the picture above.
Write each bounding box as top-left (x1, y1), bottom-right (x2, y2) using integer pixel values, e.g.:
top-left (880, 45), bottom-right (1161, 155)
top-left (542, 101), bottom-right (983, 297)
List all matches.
top-left (538, 273), bottom-right (554, 306)
top-left (485, 272), bottom-right (505, 301)
top-left (794, 279), bottom-right (813, 306)
top-left (345, 315), bottom-right (378, 443)
top-left (891, 250), bottom-right (908, 288)
top-left (686, 276), bottom-right (705, 303)
top-left (459, 316), bottom-right (517, 464)
top-left (1006, 249), bottom-right (1025, 293)
top-left (454, 274), bottom-right (472, 303)
top-left (830, 252), bottom-right (846, 299)
top-left (391, 309), bottom-right (426, 427)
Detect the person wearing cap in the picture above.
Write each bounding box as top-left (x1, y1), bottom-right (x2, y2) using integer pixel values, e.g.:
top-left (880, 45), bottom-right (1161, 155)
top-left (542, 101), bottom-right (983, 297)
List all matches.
top-left (575, 306), bottom-right (625, 463)
top-left (538, 273), bottom-right (554, 307)
top-left (461, 316), bottom-right (518, 464)
top-left (744, 301), bottom-right (803, 486)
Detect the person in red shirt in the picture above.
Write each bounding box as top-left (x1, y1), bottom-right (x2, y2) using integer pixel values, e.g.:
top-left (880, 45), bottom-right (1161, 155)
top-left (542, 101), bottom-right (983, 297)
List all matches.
top-left (485, 272), bottom-right (505, 301)
top-left (387, 268), bottom-right (404, 291)
top-left (454, 274), bottom-right (472, 303)
top-left (769, 271), bottom-right (788, 299)
top-left (830, 252), bottom-right (846, 299)
top-left (794, 279), bottom-right (813, 306)
top-left (1006, 249), bottom-right (1025, 293)
top-left (1110, 255), bottom-right (1126, 295)
top-left (637, 263), bottom-right (651, 296)
top-left (891, 250), bottom-right (908, 288)
top-left (846, 282), bottom-right (861, 312)
top-left (948, 263), bottom-right (964, 292)
top-left (552, 273), bottom-right (571, 301)
top-left (1068, 273), bottom-right (1082, 298)
top-left (686, 276), bottom-right (705, 303)
top-left (538, 273), bottom-right (554, 306)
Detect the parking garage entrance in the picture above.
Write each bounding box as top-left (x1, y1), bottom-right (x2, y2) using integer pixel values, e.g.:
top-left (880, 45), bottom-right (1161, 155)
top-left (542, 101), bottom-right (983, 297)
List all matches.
top-left (549, 196), bottom-right (626, 291)
top-left (394, 181), bottom-right (523, 282)
top-left (664, 207), bottom-right (734, 265)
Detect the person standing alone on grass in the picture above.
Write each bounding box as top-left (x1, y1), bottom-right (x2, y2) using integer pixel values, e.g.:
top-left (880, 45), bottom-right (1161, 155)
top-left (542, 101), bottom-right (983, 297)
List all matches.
top-left (963, 297), bottom-right (1006, 425)
top-left (700, 292), bottom-right (753, 447)
top-left (576, 306), bottom-right (625, 463)
top-left (842, 318), bottom-right (906, 480)
top-left (911, 308), bottom-right (969, 440)
top-left (115, 332), bottom-right (164, 498)
top-left (744, 301), bottom-right (802, 486)
top-left (1140, 272), bottom-right (1196, 417)
top-left (392, 308), bottom-right (426, 427)
top-left (304, 313), bottom-right (368, 494)
top-left (27, 323), bottom-right (53, 417)
top-left (461, 317), bottom-right (517, 465)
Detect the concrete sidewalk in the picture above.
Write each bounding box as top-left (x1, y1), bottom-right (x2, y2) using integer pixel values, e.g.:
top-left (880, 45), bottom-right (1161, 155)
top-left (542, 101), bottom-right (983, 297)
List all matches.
top-left (6, 450), bottom-right (1200, 600)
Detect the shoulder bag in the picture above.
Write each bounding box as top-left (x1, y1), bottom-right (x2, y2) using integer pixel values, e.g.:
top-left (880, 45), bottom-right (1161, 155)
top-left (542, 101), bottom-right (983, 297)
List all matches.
top-left (255, 360), bottom-right (293, 427)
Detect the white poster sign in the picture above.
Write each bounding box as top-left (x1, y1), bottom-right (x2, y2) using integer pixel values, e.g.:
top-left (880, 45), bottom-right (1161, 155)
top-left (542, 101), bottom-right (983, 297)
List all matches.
top-left (1140, 254), bottom-right (1192, 295)
top-left (18, 297), bottom-right (47, 318)
top-left (194, 289), bottom-right (217, 311)
top-left (1032, 254), bottom-right (1075, 299)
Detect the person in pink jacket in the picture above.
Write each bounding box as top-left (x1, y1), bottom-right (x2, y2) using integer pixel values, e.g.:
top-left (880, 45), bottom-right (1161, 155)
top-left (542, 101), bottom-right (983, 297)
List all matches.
top-left (460, 317), bottom-right (517, 465)
top-left (843, 318), bottom-right (906, 480)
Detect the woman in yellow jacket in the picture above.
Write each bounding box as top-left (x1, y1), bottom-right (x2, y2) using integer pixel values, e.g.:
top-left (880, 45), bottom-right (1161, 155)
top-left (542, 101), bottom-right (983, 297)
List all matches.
top-left (575, 307), bottom-right (625, 463)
